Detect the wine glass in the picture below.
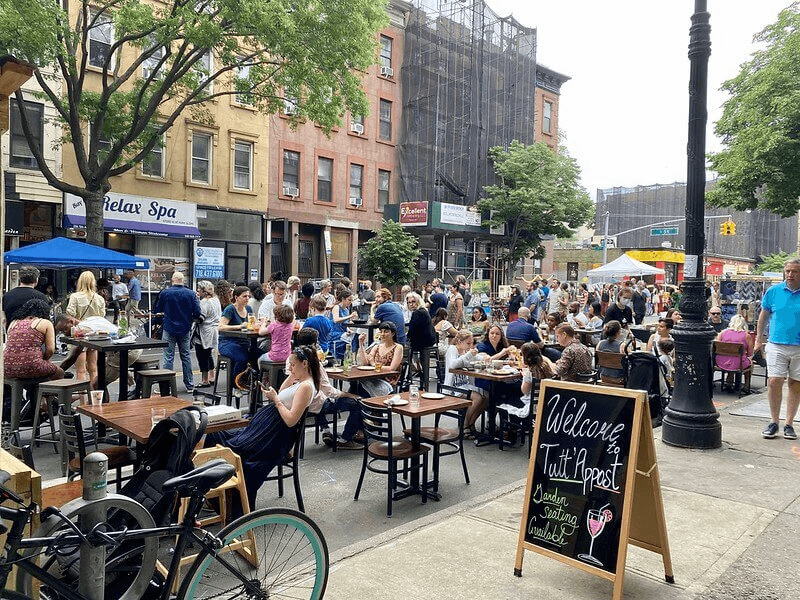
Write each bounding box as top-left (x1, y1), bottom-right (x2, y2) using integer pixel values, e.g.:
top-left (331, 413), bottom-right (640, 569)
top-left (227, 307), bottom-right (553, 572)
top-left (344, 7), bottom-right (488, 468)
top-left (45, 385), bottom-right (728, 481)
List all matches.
top-left (578, 508), bottom-right (608, 568)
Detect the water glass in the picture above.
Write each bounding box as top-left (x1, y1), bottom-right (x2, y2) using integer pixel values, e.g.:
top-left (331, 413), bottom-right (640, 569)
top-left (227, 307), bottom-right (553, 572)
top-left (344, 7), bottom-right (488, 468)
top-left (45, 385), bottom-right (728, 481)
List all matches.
top-left (151, 407), bottom-right (166, 427)
top-left (90, 390), bottom-right (104, 406)
top-left (409, 385), bottom-right (420, 409)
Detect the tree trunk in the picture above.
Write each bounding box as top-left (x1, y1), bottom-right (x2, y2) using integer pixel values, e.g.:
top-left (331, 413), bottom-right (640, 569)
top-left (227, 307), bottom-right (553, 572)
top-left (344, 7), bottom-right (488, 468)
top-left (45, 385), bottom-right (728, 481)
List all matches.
top-left (84, 187), bottom-right (106, 247)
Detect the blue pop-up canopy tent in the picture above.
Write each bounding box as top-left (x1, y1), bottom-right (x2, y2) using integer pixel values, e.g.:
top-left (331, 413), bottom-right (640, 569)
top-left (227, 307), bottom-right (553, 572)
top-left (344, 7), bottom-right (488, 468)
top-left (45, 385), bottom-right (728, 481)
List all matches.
top-left (3, 236), bottom-right (149, 269)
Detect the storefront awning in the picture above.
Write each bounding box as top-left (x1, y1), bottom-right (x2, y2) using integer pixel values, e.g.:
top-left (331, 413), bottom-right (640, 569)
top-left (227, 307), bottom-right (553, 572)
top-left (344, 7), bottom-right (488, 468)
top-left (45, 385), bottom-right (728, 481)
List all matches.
top-left (64, 192), bottom-right (201, 239)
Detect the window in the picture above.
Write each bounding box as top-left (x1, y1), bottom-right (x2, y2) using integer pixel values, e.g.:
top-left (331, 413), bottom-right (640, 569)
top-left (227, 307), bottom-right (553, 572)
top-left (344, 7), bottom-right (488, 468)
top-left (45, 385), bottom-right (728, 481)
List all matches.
top-left (191, 132), bottom-right (212, 184)
top-left (283, 94), bottom-right (299, 115)
top-left (282, 150), bottom-right (300, 193)
top-left (379, 99), bottom-right (392, 141)
top-left (543, 101), bottom-right (552, 134)
top-left (232, 140), bottom-right (253, 190)
top-left (234, 60), bottom-right (252, 105)
top-left (9, 99), bottom-right (43, 169)
top-left (141, 133), bottom-right (165, 178)
top-left (96, 129), bottom-right (113, 162)
top-left (378, 169), bottom-right (390, 209)
top-left (298, 240), bottom-right (314, 275)
top-left (349, 164), bottom-right (363, 201)
top-left (193, 50), bottom-right (214, 93)
top-left (380, 35), bottom-right (392, 69)
top-left (142, 40), bottom-right (165, 80)
top-left (88, 10), bottom-right (114, 68)
top-left (317, 157), bottom-right (333, 203)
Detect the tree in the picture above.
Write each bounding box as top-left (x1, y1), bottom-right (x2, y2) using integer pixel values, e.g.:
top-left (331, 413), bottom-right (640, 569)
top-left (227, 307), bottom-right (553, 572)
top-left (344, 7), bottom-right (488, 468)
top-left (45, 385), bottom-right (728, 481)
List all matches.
top-left (707, 3), bottom-right (800, 217)
top-left (753, 251), bottom-right (798, 274)
top-left (358, 220), bottom-right (420, 289)
top-left (0, 0), bottom-right (388, 245)
top-left (479, 140), bottom-right (593, 283)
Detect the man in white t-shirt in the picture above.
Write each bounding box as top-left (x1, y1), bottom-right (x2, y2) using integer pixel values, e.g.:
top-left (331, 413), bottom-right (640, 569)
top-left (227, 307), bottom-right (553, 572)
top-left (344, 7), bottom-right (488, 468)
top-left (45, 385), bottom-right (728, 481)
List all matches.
top-left (258, 280), bottom-right (293, 321)
top-left (110, 274), bottom-right (129, 324)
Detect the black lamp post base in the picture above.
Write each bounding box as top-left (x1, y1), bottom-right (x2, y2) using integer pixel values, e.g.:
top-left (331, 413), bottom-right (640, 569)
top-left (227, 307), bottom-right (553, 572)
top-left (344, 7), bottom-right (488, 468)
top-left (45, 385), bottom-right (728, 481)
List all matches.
top-left (662, 408), bottom-right (722, 448)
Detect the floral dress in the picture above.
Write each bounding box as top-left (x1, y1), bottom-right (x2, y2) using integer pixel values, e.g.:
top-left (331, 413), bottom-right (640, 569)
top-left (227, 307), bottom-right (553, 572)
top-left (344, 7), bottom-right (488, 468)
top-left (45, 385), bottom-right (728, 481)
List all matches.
top-left (4, 318), bottom-right (58, 379)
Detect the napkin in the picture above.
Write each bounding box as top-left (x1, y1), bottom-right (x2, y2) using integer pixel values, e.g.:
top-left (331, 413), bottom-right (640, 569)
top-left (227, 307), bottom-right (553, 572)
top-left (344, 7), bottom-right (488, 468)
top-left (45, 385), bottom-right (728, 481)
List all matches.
top-left (113, 334), bottom-right (137, 344)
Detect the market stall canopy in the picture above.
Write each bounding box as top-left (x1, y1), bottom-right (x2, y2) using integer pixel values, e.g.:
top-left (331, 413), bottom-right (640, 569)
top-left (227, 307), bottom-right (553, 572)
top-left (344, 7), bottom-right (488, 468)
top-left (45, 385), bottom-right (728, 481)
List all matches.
top-left (3, 237), bottom-right (149, 270)
top-left (587, 253), bottom-right (665, 278)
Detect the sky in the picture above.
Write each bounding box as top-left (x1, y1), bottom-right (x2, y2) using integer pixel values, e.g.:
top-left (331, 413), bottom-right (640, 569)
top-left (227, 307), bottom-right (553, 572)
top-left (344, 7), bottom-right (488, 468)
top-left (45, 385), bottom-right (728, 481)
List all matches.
top-left (485, 0), bottom-right (791, 202)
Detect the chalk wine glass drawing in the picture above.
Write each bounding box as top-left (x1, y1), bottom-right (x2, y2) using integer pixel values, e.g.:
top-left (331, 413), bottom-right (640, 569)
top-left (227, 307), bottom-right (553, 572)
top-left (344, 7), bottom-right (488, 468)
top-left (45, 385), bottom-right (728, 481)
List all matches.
top-left (578, 505), bottom-right (613, 567)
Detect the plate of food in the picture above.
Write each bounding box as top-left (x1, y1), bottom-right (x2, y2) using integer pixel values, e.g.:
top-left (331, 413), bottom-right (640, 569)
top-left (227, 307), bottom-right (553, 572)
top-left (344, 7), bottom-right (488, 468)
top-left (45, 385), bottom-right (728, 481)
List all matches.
top-left (490, 368), bottom-right (517, 376)
top-left (421, 392), bottom-right (445, 400)
top-left (326, 367), bottom-right (344, 374)
top-left (384, 397), bottom-right (408, 406)
top-left (357, 365), bottom-right (375, 371)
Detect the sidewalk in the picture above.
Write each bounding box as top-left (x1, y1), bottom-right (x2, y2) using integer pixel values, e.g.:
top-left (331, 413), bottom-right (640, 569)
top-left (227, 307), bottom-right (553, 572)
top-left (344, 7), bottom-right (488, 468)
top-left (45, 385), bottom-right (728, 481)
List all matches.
top-left (323, 387), bottom-right (800, 600)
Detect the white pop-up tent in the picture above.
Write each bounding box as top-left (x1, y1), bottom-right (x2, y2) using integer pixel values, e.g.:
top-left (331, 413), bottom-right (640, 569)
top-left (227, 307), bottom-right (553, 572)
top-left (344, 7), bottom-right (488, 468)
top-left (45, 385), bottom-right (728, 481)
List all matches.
top-left (587, 253), bottom-right (665, 280)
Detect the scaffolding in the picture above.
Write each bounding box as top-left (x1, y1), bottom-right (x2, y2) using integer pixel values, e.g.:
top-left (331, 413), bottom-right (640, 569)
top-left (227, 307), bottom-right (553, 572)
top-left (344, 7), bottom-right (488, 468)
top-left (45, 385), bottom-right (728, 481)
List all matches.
top-left (399, 0), bottom-right (538, 207)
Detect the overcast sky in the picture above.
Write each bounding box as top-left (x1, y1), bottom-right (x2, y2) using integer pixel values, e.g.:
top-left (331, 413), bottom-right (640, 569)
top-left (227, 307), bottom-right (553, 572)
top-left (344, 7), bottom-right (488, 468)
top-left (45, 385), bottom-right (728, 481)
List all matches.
top-left (485, 0), bottom-right (790, 202)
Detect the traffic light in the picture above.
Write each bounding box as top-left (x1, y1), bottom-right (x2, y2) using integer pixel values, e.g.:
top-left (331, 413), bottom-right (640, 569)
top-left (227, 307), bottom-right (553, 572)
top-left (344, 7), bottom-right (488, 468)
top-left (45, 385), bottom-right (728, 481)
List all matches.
top-left (728, 221), bottom-right (736, 235)
top-left (719, 220), bottom-right (736, 235)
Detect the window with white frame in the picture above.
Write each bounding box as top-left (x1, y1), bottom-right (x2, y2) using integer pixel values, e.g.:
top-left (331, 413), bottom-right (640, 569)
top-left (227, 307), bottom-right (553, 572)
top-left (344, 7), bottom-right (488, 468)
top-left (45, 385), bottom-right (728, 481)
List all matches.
top-left (9, 99), bottom-right (43, 169)
top-left (141, 133), bottom-right (165, 178)
top-left (88, 10), bottom-right (114, 68)
top-left (193, 50), bottom-right (214, 93)
top-left (349, 164), bottom-right (363, 201)
top-left (191, 132), bottom-right (212, 184)
top-left (380, 35), bottom-right (392, 69)
top-left (142, 39), bottom-right (165, 80)
top-left (283, 94), bottom-right (299, 115)
top-left (379, 99), bottom-right (392, 141)
top-left (378, 169), bottom-right (390, 209)
top-left (232, 140), bottom-right (253, 190)
top-left (282, 150), bottom-right (300, 192)
top-left (234, 60), bottom-right (253, 105)
top-left (317, 157), bottom-right (333, 203)
top-left (543, 101), bottom-right (552, 134)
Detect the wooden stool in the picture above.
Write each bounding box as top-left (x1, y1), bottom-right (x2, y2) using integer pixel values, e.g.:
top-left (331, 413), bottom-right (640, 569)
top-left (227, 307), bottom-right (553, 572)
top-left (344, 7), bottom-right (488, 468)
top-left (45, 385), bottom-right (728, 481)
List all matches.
top-left (137, 369), bottom-right (178, 398)
top-left (33, 379), bottom-right (92, 450)
top-left (211, 355), bottom-right (235, 406)
top-left (4, 377), bottom-right (49, 434)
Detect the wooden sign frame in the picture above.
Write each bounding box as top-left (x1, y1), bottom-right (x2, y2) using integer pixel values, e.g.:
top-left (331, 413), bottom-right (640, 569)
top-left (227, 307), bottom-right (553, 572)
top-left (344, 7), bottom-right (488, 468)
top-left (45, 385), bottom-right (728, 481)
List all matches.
top-left (514, 380), bottom-right (673, 600)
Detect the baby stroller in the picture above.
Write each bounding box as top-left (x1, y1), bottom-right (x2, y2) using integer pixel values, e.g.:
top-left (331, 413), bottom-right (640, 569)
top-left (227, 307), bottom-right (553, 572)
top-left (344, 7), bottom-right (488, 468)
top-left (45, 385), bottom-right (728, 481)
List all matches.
top-left (622, 351), bottom-right (672, 427)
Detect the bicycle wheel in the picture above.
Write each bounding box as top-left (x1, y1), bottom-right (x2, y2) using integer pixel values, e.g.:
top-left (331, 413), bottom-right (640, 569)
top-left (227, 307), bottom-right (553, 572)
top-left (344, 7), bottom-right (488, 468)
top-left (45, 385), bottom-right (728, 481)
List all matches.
top-left (19, 494), bottom-right (158, 600)
top-left (179, 507), bottom-right (328, 600)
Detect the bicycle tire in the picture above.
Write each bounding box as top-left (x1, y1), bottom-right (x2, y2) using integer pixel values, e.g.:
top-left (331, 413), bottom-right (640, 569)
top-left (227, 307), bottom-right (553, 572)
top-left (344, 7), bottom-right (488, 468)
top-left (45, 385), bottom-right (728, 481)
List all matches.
top-left (19, 494), bottom-right (158, 600)
top-left (179, 507), bottom-right (329, 600)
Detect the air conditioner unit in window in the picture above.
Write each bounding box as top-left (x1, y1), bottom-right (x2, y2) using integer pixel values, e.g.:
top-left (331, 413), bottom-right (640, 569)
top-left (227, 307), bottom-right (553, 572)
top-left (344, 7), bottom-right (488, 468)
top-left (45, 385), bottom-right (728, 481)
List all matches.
top-left (283, 186), bottom-right (299, 198)
top-left (380, 66), bottom-right (394, 78)
top-left (350, 122), bottom-right (364, 135)
top-left (283, 102), bottom-right (298, 115)
top-left (349, 197), bottom-right (363, 207)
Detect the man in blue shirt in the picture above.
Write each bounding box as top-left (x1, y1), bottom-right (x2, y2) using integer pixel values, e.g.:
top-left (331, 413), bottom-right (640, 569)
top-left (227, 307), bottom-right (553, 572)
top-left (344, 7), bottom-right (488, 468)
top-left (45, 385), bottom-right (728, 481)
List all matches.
top-left (370, 288), bottom-right (406, 344)
top-left (506, 307), bottom-right (541, 343)
top-left (126, 270), bottom-right (142, 320)
top-left (156, 272), bottom-right (201, 391)
top-left (428, 283), bottom-right (448, 317)
top-left (756, 258), bottom-right (800, 440)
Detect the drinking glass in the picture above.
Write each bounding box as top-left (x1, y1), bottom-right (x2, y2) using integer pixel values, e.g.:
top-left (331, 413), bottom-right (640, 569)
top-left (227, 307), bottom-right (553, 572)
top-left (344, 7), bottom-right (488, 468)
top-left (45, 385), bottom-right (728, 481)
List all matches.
top-left (90, 390), bottom-right (104, 406)
top-left (409, 385), bottom-right (420, 409)
top-left (151, 407), bottom-right (166, 427)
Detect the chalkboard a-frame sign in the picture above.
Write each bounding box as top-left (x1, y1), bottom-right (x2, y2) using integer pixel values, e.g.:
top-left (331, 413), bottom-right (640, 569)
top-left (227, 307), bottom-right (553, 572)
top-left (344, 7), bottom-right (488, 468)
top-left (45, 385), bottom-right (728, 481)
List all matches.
top-left (514, 381), bottom-right (674, 600)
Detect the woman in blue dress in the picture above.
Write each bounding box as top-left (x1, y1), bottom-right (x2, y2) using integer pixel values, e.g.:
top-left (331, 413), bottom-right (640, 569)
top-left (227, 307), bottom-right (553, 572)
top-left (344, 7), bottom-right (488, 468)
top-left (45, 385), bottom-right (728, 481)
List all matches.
top-left (217, 286), bottom-right (254, 383)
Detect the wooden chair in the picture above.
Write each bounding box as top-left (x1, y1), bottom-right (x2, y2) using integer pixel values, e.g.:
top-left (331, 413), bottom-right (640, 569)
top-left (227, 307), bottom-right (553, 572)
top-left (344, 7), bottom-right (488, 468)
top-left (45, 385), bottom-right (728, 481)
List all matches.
top-left (354, 400), bottom-right (430, 517)
top-left (402, 383), bottom-right (469, 494)
top-left (595, 351), bottom-right (627, 387)
top-left (712, 341), bottom-right (753, 398)
top-left (264, 409), bottom-right (308, 512)
top-left (59, 407), bottom-right (137, 490)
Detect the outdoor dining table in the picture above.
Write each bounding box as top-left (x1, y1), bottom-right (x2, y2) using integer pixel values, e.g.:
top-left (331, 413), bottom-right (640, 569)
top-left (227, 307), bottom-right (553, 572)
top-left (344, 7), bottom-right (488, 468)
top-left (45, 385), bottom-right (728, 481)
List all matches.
top-left (76, 396), bottom-right (248, 454)
top-left (325, 365), bottom-right (401, 393)
top-left (64, 335), bottom-right (168, 402)
top-left (574, 327), bottom-right (600, 347)
top-left (362, 391), bottom-right (470, 501)
top-left (449, 367), bottom-right (523, 447)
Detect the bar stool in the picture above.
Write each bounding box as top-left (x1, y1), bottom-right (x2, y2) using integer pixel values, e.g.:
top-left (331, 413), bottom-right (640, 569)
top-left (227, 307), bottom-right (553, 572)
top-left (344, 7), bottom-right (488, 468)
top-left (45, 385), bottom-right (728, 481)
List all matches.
top-left (258, 359), bottom-right (287, 390)
top-left (32, 378), bottom-right (92, 449)
top-left (211, 355), bottom-right (235, 406)
top-left (4, 377), bottom-right (50, 435)
top-left (137, 369), bottom-right (178, 398)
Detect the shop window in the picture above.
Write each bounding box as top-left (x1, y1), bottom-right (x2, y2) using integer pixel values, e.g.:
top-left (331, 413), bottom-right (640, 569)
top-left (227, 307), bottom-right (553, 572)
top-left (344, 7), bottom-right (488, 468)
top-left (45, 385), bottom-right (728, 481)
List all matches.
top-left (89, 10), bottom-right (114, 68)
top-left (9, 99), bottom-right (43, 169)
top-left (377, 169), bottom-right (390, 209)
top-left (379, 99), bottom-right (392, 141)
top-left (317, 157), bottom-right (333, 203)
top-left (233, 140), bottom-right (253, 190)
top-left (191, 132), bottom-right (212, 184)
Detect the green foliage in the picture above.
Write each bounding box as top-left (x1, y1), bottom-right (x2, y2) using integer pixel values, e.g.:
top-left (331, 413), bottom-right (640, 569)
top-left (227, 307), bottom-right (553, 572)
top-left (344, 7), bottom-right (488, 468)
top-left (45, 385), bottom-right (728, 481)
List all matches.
top-left (358, 220), bottom-right (421, 288)
top-left (0, 0), bottom-right (388, 243)
top-left (708, 3), bottom-right (800, 217)
top-left (754, 251), bottom-right (799, 274)
top-left (478, 140), bottom-right (593, 281)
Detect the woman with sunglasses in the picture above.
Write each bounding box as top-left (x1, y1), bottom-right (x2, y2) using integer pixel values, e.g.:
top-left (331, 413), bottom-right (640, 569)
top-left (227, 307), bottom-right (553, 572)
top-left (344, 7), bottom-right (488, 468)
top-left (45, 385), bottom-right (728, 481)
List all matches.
top-left (357, 321), bottom-right (404, 397)
top-left (205, 344), bottom-right (320, 505)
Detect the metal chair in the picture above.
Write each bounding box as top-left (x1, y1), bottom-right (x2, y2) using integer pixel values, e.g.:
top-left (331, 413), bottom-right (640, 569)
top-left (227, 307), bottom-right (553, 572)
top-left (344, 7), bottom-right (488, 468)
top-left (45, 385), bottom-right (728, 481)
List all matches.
top-left (264, 408), bottom-right (308, 512)
top-left (354, 399), bottom-right (430, 517)
top-left (712, 340), bottom-right (753, 397)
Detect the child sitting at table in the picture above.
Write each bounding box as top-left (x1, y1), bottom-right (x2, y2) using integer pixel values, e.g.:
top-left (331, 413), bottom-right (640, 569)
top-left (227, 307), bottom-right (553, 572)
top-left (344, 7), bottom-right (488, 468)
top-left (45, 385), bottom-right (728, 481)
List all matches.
top-left (303, 294), bottom-right (333, 355)
top-left (259, 304), bottom-right (294, 363)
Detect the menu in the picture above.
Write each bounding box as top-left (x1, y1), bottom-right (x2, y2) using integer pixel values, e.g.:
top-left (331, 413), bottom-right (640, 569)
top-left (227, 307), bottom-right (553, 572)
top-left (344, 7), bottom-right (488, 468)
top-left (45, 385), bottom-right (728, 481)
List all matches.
top-left (522, 383), bottom-right (636, 573)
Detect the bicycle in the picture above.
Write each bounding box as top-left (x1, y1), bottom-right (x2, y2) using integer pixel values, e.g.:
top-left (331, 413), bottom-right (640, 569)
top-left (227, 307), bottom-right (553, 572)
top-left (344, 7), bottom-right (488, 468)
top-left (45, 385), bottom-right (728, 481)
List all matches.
top-left (0, 460), bottom-right (329, 600)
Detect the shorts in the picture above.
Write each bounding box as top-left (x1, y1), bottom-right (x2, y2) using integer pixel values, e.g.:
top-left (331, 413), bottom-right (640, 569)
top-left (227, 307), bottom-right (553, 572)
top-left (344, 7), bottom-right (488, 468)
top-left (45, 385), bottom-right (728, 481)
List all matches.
top-left (765, 342), bottom-right (800, 380)
top-left (126, 299), bottom-right (140, 314)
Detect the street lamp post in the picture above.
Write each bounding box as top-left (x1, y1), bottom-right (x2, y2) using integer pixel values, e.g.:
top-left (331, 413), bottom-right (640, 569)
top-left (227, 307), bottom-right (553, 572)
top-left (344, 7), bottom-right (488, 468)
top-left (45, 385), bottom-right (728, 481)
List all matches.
top-left (662, 0), bottom-right (721, 448)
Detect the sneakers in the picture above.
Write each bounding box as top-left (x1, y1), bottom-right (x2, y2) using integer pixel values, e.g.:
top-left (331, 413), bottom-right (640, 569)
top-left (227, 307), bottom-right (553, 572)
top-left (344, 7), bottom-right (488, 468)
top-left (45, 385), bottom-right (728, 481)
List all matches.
top-left (337, 440), bottom-right (364, 450)
top-left (784, 424), bottom-right (797, 440)
top-left (762, 422), bottom-right (779, 438)
top-left (322, 431), bottom-right (335, 448)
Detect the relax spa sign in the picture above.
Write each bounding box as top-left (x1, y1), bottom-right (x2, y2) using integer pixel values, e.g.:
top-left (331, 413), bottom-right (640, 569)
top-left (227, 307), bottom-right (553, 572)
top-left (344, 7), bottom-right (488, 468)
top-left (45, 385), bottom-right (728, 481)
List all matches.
top-left (65, 192), bottom-right (200, 238)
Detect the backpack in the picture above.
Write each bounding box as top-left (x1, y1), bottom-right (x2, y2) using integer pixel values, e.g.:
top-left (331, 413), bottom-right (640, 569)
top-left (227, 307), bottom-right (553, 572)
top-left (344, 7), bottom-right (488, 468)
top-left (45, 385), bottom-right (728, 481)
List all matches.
top-left (118, 406), bottom-right (208, 525)
top-left (622, 351), bottom-right (671, 427)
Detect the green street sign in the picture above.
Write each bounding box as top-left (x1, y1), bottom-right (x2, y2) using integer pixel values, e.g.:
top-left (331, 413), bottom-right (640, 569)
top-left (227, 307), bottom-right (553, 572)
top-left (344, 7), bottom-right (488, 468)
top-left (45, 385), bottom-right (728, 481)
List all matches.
top-left (650, 227), bottom-right (679, 236)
